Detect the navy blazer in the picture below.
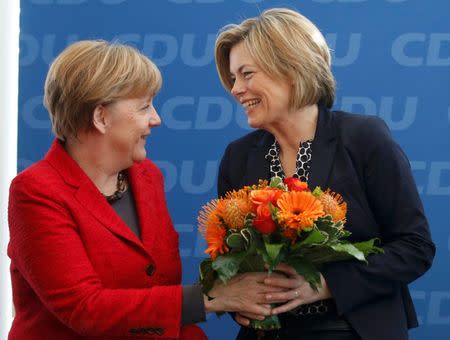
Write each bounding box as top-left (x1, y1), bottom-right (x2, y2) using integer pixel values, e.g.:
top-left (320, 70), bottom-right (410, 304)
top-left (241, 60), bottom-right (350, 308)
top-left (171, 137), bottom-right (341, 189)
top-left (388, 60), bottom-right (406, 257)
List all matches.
top-left (217, 106), bottom-right (435, 340)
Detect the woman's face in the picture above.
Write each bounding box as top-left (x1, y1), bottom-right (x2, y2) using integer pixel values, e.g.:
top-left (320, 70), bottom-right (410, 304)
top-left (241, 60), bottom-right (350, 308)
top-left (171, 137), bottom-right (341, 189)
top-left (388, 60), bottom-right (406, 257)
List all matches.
top-left (229, 42), bottom-right (292, 130)
top-left (105, 95), bottom-right (160, 166)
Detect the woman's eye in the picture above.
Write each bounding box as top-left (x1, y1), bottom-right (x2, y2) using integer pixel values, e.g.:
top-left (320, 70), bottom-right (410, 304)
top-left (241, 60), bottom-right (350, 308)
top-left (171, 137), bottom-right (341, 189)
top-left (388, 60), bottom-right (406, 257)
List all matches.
top-left (243, 71), bottom-right (253, 79)
top-left (141, 105), bottom-right (150, 111)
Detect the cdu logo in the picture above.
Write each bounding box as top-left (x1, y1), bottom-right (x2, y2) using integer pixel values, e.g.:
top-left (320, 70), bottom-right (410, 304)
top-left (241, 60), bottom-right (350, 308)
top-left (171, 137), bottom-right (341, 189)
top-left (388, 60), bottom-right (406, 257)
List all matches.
top-left (153, 160), bottom-right (218, 194)
top-left (336, 96), bottom-right (418, 130)
top-left (412, 161), bottom-right (450, 196)
top-left (392, 33), bottom-right (450, 66)
top-left (29, 0), bottom-right (126, 4)
top-left (160, 96), bottom-right (251, 131)
top-left (326, 33), bottom-right (362, 67)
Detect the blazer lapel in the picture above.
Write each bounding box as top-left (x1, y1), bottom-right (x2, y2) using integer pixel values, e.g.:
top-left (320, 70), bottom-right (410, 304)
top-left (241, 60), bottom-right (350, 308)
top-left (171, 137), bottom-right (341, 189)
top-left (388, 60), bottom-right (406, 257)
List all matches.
top-left (244, 131), bottom-right (273, 185)
top-left (45, 140), bottom-right (148, 252)
top-left (75, 181), bottom-right (145, 250)
top-left (308, 105), bottom-right (338, 189)
top-left (127, 163), bottom-right (158, 256)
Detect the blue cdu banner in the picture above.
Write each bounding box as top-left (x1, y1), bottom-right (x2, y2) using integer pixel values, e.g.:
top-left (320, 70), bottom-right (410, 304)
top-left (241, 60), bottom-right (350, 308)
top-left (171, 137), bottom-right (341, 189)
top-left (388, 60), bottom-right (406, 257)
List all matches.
top-left (18, 0), bottom-right (450, 339)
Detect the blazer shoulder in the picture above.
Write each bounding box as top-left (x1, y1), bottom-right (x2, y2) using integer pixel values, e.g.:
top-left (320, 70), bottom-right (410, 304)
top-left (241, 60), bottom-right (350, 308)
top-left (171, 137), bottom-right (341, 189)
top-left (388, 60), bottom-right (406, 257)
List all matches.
top-left (333, 111), bottom-right (392, 149)
top-left (227, 129), bottom-right (267, 149)
top-left (133, 159), bottom-right (164, 183)
top-left (11, 160), bottom-right (59, 189)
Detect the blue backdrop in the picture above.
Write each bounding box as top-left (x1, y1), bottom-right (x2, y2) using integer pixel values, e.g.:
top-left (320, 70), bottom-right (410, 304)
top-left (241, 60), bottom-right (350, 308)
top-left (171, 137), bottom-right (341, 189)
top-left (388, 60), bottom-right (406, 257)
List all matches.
top-left (18, 0), bottom-right (450, 339)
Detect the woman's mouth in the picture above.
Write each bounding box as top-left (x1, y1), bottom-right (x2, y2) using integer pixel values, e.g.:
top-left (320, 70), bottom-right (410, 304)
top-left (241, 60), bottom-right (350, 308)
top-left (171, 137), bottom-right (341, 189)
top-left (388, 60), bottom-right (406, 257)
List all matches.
top-left (242, 99), bottom-right (261, 110)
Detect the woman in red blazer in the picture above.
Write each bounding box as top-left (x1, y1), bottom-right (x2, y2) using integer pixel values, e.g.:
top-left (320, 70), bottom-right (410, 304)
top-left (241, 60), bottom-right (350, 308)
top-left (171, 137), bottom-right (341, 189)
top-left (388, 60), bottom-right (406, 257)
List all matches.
top-left (7, 40), bottom-right (275, 339)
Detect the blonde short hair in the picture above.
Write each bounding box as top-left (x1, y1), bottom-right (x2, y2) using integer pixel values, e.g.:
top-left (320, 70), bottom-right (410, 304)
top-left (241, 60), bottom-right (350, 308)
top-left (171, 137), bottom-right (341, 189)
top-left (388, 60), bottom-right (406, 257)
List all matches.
top-left (215, 8), bottom-right (335, 109)
top-left (44, 40), bottom-right (162, 140)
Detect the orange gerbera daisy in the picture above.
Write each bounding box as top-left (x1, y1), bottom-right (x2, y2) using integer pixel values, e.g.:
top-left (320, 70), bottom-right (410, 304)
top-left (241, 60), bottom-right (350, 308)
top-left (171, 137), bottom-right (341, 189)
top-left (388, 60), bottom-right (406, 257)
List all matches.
top-left (204, 224), bottom-right (229, 260)
top-left (198, 199), bottom-right (229, 259)
top-left (318, 190), bottom-right (347, 223)
top-left (277, 191), bottom-right (325, 231)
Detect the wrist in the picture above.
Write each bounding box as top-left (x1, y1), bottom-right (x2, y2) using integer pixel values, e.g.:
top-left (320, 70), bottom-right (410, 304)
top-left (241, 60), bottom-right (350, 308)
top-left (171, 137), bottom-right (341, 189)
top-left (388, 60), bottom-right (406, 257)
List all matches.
top-left (204, 294), bottom-right (220, 313)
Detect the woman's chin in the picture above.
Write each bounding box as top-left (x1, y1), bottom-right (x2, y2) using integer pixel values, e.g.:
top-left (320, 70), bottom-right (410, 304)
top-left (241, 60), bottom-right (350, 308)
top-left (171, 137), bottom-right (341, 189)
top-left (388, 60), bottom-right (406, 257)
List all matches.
top-left (132, 150), bottom-right (147, 163)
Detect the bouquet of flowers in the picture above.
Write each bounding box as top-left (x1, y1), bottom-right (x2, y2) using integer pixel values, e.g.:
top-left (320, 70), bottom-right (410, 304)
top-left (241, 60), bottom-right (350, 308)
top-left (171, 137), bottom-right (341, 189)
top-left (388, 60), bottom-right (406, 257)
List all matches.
top-left (198, 177), bottom-right (382, 330)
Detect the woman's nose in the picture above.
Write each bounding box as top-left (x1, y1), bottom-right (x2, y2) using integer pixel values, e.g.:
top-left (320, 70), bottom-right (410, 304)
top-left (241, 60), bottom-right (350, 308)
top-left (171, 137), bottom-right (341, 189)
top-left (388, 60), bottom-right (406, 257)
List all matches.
top-left (149, 106), bottom-right (161, 127)
top-left (231, 78), bottom-right (245, 98)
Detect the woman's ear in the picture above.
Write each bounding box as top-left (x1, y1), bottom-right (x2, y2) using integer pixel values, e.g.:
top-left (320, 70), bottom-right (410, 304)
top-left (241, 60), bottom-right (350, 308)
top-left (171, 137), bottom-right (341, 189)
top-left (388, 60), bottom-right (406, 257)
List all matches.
top-left (92, 105), bottom-right (108, 134)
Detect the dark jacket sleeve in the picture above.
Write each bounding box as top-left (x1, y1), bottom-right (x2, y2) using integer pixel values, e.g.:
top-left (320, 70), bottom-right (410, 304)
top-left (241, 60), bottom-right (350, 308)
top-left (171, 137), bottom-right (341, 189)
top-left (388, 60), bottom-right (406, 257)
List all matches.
top-left (321, 116), bottom-right (435, 315)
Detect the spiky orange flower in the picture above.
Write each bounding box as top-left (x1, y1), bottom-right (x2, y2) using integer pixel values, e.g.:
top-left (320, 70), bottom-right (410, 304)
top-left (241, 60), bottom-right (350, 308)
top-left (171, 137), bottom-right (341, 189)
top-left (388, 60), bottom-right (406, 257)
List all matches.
top-left (204, 224), bottom-right (229, 260)
top-left (277, 191), bottom-right (325, 231)
top-left (221, 189), bottom-right (254, 229)
top-left (318, 190), bottom-right (347, 223)
top-left (198, 199), bottom-right (229, 259)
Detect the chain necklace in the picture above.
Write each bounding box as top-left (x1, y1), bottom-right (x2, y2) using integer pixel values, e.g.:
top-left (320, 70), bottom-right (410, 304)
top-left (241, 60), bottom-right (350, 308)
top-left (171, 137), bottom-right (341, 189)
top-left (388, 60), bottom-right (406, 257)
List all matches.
top-left (103, 171), bottom-right (127, 203)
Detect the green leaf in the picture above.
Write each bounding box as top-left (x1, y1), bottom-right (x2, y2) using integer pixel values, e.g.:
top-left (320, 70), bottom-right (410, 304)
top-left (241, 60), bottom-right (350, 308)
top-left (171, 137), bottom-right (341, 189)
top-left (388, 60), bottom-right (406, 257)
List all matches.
top-left (212, 252), bottom-right (247, 283)
top-left (249, 314), bottom-right (281, 330)
top-left (269, 176), bottom-right (286, 190)
top-left (239, 253), bottom-right (266, 272)
top-left (226, 233), bottom-right (246, 251)
top-left (285, 256), bottom-right (321, 291)
top-left (299, 228), bottom-right (328, 246)
top-left (353, 239), bottom-right (384, 256)
top-left (330, 243), bottom-right (366, 262)
top-left (198, 259), bottom-right (216, 295)
top-left (264, 242), bottom-right (284, 269)
top-left (311, 186), bottom-right (323, 198)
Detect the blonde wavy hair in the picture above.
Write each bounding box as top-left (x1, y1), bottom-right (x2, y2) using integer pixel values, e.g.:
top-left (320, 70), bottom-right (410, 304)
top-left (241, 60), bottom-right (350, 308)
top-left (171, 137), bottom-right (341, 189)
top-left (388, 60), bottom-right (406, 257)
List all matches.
top-left (44, 40), bottom-right (162, 140)
top-left (215, 8), bottom-right (335, 109)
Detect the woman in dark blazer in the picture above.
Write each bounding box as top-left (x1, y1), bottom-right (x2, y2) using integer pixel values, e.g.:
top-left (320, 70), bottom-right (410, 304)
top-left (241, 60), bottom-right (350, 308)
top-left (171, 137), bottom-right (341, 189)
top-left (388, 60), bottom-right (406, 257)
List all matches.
top-left (7, 40), bottom-right (275, 339)
top-left (214, 8), bottom-right (435, 340)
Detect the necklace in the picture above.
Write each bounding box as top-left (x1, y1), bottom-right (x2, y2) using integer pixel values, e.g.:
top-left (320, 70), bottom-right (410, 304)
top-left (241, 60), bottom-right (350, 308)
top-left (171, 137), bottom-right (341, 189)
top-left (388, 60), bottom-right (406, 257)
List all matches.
top-left (103, 171), bottom-right (127, 203)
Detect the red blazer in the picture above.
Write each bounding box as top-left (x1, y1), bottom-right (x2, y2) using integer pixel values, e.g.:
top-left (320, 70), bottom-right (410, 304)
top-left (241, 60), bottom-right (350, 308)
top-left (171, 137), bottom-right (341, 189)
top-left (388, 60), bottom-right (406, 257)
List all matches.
top-left (7, 140), bottom-right (206, 340)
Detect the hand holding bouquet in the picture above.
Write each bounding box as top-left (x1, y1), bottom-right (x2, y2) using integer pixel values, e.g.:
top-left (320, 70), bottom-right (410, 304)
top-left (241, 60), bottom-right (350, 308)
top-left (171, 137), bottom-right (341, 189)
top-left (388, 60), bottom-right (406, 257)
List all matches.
top-left (198, 177), bottom-right (382, 330)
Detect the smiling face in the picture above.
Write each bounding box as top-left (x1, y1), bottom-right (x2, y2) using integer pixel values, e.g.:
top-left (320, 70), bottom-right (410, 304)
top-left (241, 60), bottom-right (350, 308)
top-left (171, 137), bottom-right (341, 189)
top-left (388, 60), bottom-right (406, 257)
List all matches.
top-left (229, 42), bottom-right (293, 130)
top-left (104, 94), bottom-right (161, 166)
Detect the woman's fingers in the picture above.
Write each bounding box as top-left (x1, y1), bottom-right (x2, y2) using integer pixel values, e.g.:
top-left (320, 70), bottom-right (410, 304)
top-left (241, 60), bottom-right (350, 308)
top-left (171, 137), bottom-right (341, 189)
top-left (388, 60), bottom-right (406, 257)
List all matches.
top-left (235, 313), bottom-right (251, 326)
top-left (237, 311), bottom-right (266, 321)
top-left (243, 302), bottom-right (272, 316)
top-left (265, 288), bottom-right (301, 303)
top-left (272, 263), bottom-right (298, 276)
top-left (264, 276), bottom-right (302, 289)
top-left (271, 299), bottom-right (303, 315)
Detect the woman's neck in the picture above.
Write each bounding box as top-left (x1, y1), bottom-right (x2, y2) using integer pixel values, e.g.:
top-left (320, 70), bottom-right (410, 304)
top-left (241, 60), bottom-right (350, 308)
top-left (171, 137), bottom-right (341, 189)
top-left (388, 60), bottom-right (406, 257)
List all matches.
top-left (268, 104), bottom-right (318, 177)
top-left (270, 104), bottom-right (318, 153)
top-left (64, 135), bottom-right (120, 196)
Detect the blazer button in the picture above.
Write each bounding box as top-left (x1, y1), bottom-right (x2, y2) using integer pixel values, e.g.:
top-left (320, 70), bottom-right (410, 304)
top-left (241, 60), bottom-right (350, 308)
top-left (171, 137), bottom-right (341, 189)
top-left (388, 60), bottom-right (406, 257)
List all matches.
top-left (146, 264), bottom-right (155, 276)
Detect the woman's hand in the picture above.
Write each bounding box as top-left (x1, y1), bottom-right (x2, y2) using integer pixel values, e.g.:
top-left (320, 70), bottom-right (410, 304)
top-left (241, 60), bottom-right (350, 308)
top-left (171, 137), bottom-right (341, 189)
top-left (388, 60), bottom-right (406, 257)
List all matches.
top-left (204, 272), bottom-right (285, 317)
top-left (264, 263), bottom-right (332, 315)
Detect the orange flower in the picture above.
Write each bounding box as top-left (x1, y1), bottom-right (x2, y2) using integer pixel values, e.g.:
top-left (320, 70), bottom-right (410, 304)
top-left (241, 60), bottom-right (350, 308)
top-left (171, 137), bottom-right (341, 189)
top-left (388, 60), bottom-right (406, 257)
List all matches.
top-left (198, 200), bottom-right (229, 259)
top-left (204, 224), bottom-right (229, 260)
top-left (277, 191), bottom-right (324, 231)
top-left (223, 198), bottom-right (249, 229)
top-left (221, 189), bottom-right (254, 229)
top-left (318, 190), bottom-right (347, 223)
top-left (253, 203), bottom-right (276, 234)
top-left (283, 177), bottom-right (309, 192)
top-left (282, 227), bottom-right (298, 244)
top-left (250, 188), bottom-right (284, 207)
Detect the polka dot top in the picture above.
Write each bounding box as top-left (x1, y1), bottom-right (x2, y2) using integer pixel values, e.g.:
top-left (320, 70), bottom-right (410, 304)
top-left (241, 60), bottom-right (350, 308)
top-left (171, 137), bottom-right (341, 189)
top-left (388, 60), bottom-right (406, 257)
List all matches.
top-left (265, 139), bottom-right (313, 182)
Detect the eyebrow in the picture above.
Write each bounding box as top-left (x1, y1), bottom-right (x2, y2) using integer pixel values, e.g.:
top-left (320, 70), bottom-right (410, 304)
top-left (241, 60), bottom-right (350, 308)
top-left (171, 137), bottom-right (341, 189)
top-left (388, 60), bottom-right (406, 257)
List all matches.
top-left (230, 64), bottom-right (252, 76)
